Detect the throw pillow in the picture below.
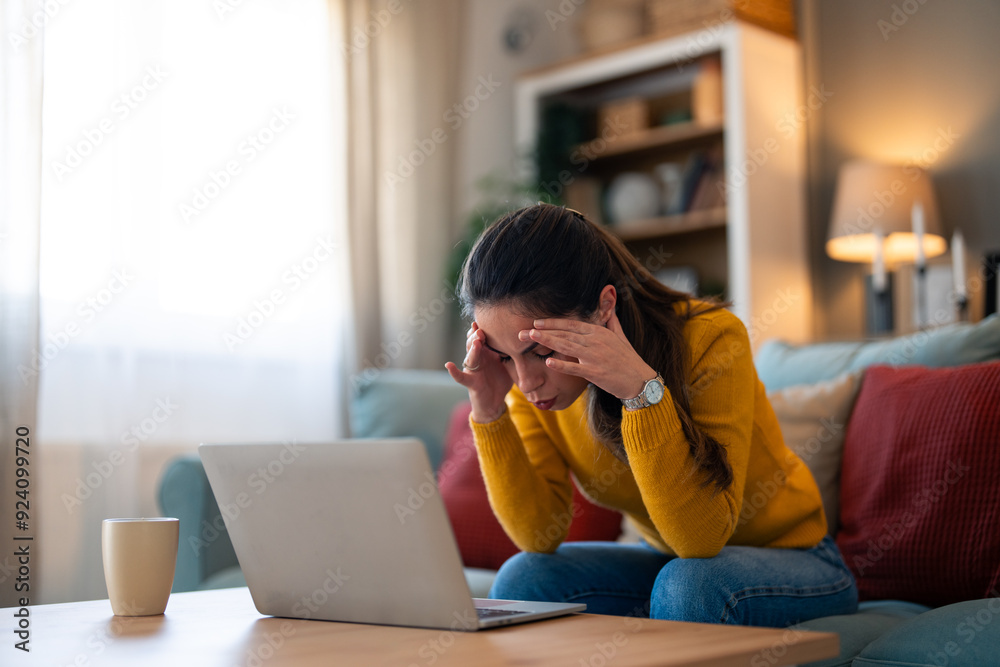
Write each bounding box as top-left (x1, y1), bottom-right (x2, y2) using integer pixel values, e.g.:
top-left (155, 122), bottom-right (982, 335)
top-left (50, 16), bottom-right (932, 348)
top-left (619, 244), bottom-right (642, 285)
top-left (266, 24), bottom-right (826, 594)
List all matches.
top-left (767, 370), bottom-right (864, 536)
top-left (437, 402), bottom-right (623, 570)
top-left (836, 362), bottom-right (1000, 607)
top-left (755, 314), bottom-right (1000, 391)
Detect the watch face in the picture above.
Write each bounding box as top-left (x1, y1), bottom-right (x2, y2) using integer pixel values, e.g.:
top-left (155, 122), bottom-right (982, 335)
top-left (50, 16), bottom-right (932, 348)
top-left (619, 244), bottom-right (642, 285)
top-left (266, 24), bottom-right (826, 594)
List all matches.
top-left (645, 379), bottom-right (664, 404)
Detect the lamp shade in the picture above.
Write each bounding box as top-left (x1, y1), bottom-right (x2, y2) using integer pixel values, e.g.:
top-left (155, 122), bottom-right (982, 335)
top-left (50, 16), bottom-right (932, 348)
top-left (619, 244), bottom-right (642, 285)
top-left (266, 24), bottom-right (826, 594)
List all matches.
top-left (826, 160), bottom-right (947, 264)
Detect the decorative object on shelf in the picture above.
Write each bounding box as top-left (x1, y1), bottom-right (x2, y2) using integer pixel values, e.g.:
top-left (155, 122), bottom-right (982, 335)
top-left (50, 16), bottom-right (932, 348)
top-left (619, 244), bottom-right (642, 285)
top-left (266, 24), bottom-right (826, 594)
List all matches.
top-left (692, 55), bottom-right (724, 125)
top-left (678, 151), bottom-right (708, 213)
top-left (654, 162), bottom-right (685, 215)
top-left (563, 177), bottom-right (605, 225)
top-left (646, 0), bottom-right (796, 40)
top-left (685, 146), bottom-right (725, 211)
top-left (578, 0), bottom-right (647, 52)
top-left (654, 266), bottom-right (699, 295)
top-left (597, 96), bottom-right (649, 141)
top-left (605, 172), bottom-right (660, 225)
top-left (659, 109), bottom-right (693, 126)
top-left (826, 160), bottom-right (947, 335)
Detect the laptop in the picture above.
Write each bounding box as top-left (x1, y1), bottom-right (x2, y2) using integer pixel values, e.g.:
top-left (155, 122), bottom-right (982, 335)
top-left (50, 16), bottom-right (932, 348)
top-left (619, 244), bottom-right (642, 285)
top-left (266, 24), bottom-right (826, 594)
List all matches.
top-left (198, 439), bottom-right (586, 630)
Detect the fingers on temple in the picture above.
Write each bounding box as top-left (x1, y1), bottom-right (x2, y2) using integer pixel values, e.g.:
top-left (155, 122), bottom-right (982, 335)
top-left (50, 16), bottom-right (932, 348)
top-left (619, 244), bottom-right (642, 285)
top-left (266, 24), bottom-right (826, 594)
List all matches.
top-left (529, 328), bottom-right (586, 355)
top-left (534, 318), bottom-right (593, 334)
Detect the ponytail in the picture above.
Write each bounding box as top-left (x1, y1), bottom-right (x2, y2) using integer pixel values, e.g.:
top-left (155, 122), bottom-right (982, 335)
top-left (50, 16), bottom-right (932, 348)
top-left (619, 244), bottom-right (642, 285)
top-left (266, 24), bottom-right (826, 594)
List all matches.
top-left (585, 222), bottom-right (733, 491)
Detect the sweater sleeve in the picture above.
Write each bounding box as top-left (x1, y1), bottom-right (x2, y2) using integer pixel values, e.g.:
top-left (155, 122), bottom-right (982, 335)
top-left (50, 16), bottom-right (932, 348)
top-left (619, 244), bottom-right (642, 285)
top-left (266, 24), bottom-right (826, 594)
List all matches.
top-left (620, 316), bottom-right (754, 558)
top-left (469, 392), bottom-right (574, 553)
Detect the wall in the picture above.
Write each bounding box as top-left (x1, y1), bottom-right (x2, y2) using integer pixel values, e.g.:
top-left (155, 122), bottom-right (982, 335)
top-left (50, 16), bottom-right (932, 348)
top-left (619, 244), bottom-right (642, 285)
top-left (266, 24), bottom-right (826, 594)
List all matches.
top-left (455, 0), bottom-right (580, 215)
top-left (802, 0), bottom-right (1000, 340)
top-left (439, 0), bottom-right (580, 359)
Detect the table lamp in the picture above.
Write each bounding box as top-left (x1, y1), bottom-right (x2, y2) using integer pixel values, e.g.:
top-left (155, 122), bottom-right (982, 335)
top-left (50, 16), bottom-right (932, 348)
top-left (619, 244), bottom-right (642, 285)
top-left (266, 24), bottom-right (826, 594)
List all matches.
top-left (826, 160), bottom-right (947, 334)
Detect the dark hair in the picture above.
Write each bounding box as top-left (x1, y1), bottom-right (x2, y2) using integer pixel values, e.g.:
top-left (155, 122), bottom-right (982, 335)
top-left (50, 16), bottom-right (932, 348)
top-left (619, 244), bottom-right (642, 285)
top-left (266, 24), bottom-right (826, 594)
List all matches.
top-left (459, 203), bottom-right (733, 492)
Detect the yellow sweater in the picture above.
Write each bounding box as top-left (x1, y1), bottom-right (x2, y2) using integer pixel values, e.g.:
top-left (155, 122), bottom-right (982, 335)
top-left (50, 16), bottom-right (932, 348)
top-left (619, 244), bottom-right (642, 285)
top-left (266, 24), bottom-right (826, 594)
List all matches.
top-left (470, 304), bottom-right (827, 558)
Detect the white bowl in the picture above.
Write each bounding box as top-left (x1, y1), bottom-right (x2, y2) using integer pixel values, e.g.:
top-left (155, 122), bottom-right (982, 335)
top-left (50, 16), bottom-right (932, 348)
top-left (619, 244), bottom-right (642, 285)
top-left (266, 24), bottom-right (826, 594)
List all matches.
top-left (606, 172), bottom-right (660, 224)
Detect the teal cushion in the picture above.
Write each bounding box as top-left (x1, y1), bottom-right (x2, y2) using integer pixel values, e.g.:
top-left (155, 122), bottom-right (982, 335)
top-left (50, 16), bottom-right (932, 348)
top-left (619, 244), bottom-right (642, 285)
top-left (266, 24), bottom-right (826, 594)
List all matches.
top-left (856, 600), bottom-right (934, 616)
top-left (158, 455), bottom-right (240, 592)
top-left (198, 566), bottom-right (247, 590)
top-left (854, 598), bottom-right (1000, 666)
top-left (793, 602), bottom-right (930, 667)
top-left (349, 369), bottom-right (469, 471)
top-left (756, 315), bottom-right (1000, 391)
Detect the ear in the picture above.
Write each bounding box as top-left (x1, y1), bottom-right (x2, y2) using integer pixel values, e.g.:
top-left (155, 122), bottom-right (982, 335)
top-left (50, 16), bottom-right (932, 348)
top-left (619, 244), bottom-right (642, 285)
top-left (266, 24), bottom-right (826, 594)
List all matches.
top-left (597, 284), bottom-right (617, 324)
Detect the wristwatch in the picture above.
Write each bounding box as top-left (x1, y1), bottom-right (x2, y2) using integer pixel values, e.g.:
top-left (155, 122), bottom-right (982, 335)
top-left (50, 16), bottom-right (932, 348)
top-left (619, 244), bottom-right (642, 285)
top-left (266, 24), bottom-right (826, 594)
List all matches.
top-left (622, 375), bottom-right (665, 410)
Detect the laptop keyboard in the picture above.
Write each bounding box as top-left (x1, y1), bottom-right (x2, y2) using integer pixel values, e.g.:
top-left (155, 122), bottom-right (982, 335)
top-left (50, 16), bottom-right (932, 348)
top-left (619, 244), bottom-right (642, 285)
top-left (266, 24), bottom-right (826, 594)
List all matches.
top-left (476, 607), bottom-right (530, 619)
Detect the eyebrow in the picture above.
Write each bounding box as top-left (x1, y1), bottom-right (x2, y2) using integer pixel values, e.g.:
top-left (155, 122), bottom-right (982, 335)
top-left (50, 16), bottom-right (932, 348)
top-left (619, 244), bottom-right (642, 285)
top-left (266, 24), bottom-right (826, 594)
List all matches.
top-left (483, 340), bottom-right (539, 357)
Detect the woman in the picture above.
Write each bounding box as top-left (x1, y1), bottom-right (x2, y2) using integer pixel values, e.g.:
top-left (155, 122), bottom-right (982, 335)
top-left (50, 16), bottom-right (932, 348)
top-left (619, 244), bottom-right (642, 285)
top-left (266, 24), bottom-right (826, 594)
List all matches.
top-left (444, 203), bottom-right (857, 626)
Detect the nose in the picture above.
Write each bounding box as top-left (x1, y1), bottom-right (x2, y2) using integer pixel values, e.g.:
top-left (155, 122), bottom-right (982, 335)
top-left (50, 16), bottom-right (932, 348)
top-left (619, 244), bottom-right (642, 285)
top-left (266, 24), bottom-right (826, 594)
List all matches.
top-left (514, 360), bottom-right (545, 396)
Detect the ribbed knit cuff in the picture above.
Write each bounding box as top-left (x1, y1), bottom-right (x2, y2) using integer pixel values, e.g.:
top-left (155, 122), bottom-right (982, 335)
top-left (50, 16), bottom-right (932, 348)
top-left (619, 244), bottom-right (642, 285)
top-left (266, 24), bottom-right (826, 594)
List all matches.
top-left (620, 399), bottom-right (684, 455)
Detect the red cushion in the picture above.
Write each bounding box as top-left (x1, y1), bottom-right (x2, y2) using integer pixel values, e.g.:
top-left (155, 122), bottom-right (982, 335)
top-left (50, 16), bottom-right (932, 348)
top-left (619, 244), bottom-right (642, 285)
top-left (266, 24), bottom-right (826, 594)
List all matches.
top-left (437, 402), bottom-right (623, 570)
top-left (836, 362), bottom-right (1000, 607)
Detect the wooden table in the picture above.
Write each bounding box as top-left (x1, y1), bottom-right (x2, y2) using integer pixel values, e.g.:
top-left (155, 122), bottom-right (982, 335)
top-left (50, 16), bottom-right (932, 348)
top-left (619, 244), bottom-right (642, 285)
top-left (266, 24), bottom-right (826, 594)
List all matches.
top-left (2, 587), bottom-right (838, 666)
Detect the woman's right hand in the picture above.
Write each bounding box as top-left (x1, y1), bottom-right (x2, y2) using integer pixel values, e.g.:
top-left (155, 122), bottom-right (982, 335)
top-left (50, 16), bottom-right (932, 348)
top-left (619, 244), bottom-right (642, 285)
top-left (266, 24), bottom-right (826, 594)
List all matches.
top-left (445, 321), bottom-right (513, 423)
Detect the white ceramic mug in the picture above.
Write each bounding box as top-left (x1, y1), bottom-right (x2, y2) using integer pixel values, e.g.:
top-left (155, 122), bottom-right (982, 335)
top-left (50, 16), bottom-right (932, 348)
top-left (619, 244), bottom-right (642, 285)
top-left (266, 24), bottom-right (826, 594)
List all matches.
top-left (102, 518), bottom-right (179, 616)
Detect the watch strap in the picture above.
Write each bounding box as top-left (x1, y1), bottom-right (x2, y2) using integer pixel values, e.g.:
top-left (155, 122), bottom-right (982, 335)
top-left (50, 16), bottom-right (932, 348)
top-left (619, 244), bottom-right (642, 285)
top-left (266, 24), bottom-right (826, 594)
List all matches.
top-left (622, 375), bottom-right (664, 410)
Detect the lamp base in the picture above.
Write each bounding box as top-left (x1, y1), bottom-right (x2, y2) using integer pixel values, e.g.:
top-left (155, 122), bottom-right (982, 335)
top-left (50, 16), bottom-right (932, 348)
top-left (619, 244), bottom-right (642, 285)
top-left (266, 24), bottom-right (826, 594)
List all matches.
top-left (865, 273), bottom-right (894, 336)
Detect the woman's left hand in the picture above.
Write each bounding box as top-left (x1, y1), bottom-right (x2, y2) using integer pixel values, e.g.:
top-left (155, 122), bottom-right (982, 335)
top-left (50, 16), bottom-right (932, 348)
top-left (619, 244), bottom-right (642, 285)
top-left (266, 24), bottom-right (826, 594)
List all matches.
top-left (520, 310), bottom-right (657, 400)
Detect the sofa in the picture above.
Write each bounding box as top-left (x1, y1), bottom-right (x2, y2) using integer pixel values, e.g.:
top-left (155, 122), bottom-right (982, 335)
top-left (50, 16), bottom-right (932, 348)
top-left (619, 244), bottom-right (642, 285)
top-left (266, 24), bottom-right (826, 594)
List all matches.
top-left (157, 315), bottom-right (1000, 667)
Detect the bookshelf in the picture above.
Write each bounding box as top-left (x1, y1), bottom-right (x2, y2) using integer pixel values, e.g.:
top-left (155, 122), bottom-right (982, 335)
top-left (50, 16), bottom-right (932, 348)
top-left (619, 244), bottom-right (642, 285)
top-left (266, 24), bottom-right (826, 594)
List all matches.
top-left (514, 21), bottom-right (813, 346)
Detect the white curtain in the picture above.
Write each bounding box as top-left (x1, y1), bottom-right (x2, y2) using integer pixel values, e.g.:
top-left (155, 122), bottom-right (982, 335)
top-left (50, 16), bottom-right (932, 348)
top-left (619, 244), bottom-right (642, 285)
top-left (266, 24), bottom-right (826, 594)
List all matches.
top-left (34, 0), bottom-right (349, 603)
top-left (340, 0), bottom-right (465, 374)
top-left (6, 0), bottom-right (466, 606)
top-left (0, 0), bottom-right (44, 609)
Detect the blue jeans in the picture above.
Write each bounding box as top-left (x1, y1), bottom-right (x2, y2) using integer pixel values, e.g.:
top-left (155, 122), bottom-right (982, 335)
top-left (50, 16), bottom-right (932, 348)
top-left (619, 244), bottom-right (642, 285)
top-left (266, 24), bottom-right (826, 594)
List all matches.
top-left (489, 536), bottom-right (858, 627)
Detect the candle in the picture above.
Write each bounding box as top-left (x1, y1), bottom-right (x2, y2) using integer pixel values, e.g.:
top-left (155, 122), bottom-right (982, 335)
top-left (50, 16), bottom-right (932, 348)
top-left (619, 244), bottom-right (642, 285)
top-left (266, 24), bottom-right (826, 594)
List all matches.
top-left (872, 231), bottom-right (887, 293)
top-left (952, 230), bottom-right (967, 301)
top-left (912, 200), bottom-right (926, 269)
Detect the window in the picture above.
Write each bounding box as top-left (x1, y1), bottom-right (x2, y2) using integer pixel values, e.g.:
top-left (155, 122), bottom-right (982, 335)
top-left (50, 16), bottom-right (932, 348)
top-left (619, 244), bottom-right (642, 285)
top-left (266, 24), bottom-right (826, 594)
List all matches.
top-left (37, 0), bottom-right (347, 445)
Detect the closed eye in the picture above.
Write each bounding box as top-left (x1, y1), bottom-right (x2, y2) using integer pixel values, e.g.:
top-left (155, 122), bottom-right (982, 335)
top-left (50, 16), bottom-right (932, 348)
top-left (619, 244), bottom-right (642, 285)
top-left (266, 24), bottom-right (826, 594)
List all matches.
top-left (498, 350), bottom-right (555, 364)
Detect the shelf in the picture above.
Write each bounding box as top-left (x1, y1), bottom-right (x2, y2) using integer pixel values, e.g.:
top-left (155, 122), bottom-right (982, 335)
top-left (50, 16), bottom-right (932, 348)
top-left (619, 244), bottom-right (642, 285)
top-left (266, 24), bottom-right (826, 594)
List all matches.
top-left (611, 207), bottom-right (727, 242)
top-left (576, 121), bottom-right (723, 162)
top-left (515, 22), bottom-right (811, 344)
top-left (518, 28), bottom-right (727, 82)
